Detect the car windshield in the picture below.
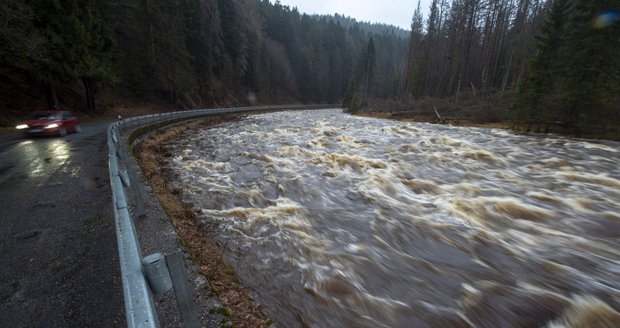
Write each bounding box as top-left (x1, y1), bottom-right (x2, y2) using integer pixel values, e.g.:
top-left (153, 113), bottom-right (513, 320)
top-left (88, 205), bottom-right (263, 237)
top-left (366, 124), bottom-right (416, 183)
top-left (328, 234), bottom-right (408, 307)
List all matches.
top-left (26, 112), bottom-right (61, 120)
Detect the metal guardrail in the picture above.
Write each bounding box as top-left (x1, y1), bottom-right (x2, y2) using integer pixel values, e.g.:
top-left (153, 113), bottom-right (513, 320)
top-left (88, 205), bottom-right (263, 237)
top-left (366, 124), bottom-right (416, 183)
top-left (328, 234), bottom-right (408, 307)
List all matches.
top-left (107, 104), bottom-right (337, 327)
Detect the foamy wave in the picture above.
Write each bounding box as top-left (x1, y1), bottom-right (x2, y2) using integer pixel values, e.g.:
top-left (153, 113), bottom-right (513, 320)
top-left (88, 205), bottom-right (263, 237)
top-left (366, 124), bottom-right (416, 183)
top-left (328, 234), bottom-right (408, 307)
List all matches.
top-left (401, 178), bottom-right (440, 195)
top-left (383, 125), bottom-right (425, 137)
top-left (560, 172), bottom-right (620, 189)
top-left (201, 198), bottom-right (311, 239)
top-left (398, 144), bottom-right (419, 153)
top-left (527, 191), bottom-right (562, 203)
top-left (439, 196), bottom-right (552, 227)
top-left (312, 152), bottom-right (388, 172)
top-left (179, 159), bottom-right (228, 171)
top-left (454, 149), bottom-right (504, 163)
top-left (430, 135), bottom-right (471, 147)
top-left (547, 295), bottom-right (620, 328)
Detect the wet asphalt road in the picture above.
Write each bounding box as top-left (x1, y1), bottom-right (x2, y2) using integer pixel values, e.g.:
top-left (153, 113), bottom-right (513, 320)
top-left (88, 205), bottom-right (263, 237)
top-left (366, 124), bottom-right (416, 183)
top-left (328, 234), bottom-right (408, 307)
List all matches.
top-left (0, 122), bottom-right (125, 327)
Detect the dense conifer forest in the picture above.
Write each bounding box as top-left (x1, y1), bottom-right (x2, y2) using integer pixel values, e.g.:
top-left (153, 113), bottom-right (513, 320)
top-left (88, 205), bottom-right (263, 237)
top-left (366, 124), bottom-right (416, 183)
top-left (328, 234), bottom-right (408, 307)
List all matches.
top-left (1, 0), bottom-right (618, 135)
top-left (0, 0), bottom-right (406, 114)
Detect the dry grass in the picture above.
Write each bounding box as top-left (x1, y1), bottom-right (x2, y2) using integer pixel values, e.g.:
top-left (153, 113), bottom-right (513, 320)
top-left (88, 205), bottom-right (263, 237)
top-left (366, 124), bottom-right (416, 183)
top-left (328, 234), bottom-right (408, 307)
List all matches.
top-left (356, 111), bottom-right (511, 130)
top-left (132, 115), bottom-right (272, 328)
top-left (354, 93), bottom-right (513, 130)
top-left (358, 96), bottom-right (620, 140)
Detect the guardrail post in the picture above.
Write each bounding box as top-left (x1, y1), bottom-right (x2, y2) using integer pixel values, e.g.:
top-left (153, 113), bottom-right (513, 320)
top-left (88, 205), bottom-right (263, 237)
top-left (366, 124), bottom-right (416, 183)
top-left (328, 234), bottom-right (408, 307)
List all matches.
top-left (167, 253), bottom-right (200, 328)
top-left (127, 167), bottom-right (146, 218)
top-left (115, 128), bottom-right (146, 218)
top-left (119, 170), bottom-right (131, 187)
top-left (142, 252), bottom-right (199, 328)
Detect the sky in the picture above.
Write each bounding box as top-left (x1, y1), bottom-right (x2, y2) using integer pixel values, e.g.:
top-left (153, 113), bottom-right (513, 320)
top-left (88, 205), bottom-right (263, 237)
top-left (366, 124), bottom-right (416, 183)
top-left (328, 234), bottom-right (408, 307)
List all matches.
top-left (276, 0), bottom-right (432, 31)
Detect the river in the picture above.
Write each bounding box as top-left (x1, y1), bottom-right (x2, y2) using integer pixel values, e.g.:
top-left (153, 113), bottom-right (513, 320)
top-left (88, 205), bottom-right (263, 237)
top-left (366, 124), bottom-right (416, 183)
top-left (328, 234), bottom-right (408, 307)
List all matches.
top-left (162, 109), bottom-right (620, 327)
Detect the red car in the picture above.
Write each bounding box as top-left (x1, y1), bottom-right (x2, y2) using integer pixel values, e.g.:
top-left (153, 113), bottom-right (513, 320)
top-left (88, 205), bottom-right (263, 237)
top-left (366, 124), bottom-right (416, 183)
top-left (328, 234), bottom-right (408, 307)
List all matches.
top-left (16, 110), bottom-right (81, 137)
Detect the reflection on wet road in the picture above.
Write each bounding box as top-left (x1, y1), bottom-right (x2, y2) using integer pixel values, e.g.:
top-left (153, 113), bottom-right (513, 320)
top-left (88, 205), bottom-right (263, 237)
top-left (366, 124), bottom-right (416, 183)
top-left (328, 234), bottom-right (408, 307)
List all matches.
top-left (20, 139), bottom-right (71, 178)
top-left (163, 109), bottom-right (620, 327)
top-left (0, 138), bottom-right (73, 184)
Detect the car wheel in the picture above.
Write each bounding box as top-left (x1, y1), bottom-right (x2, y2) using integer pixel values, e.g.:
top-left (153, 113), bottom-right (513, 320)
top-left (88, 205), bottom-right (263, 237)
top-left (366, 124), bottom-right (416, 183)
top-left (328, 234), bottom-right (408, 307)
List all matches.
top-left (74, 124), bottom-right (82, 133)
top-left (58, 127), bottom-right (67, 137)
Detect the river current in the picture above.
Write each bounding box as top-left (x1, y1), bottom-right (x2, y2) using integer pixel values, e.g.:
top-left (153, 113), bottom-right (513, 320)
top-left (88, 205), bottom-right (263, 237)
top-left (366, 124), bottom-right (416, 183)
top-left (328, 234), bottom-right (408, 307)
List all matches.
top-left (162, 109), bottom-right (620, 327)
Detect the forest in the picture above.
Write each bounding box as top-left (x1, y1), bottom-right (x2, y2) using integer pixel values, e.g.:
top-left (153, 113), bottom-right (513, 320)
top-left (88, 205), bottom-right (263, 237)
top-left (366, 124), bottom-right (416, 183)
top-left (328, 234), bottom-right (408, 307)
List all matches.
top-left (0, 0), bottom-right (618, 135)
top-left (401, 0), bottom-right (619, 135)
top-left (0, 0), bottom-right (406, 114)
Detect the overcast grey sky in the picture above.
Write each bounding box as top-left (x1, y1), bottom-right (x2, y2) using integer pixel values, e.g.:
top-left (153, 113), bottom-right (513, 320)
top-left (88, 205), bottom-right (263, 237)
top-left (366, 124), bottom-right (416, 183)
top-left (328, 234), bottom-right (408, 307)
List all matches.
top-left (277, 0), bottom-right (432, 30)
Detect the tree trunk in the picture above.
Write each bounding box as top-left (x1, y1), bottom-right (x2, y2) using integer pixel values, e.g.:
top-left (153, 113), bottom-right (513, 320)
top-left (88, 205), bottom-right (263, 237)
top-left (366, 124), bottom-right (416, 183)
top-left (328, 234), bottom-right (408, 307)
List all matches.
top-left (403, 35), bottom-right (415, 103)
top-left (501, 48), bottom-right (514, 95)
top-left (45, 80), bottom-right (59, 109)
top-left (435, 59), bottom-right (449, 96)
top-left (363, 59), bottom-right (371, 104)
top-left (456, 75), bottom-right (462, 103)
top-left (82, 77), bottom-right (97, 112)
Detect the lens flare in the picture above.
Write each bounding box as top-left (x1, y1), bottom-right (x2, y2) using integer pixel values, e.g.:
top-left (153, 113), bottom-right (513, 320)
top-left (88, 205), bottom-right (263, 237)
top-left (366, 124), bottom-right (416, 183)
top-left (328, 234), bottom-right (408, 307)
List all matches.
top-left (593, 9), bottom-right (620, 29)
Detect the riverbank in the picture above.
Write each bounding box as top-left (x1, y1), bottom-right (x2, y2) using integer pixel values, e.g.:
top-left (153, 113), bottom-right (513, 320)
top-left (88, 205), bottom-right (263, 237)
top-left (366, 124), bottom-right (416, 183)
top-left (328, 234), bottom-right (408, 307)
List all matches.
top-left (353, 96), bottom-right (620, 141)
top-left (355, 110), bottom-right (511, 130)
top-left (132, 114), bottom-right (273, 328)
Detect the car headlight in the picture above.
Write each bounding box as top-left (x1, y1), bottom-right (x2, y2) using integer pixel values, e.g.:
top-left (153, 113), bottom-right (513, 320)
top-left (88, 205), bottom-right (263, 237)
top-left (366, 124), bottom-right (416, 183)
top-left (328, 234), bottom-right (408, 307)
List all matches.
top-left (45, 123), bottom-right (59, 129)
top-left (16, 124), bottom-right (28, 130)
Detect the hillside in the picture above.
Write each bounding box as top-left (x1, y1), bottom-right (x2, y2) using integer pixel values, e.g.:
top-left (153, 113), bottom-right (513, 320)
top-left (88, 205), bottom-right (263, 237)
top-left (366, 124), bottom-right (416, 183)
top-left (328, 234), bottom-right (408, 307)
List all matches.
top-left (0, 0), bottom-right (408, 125)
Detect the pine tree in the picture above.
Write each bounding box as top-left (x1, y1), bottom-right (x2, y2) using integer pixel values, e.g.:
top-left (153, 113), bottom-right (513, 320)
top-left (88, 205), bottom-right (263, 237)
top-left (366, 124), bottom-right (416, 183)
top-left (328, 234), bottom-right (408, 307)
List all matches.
top-left (0, 1), bottom-right (45, 67)
top-left (343, 36), bottom-right (377, 111)
top-left (30, 0), bottom-right (114, 111)
top-left (404, 1), bottom-right (424, 101)
top-left (362, 37), bottom-right (376, 103)
top-left (512, 0), bottom-right (570, 131)
top-left (183, 0), bottom-right (212, 98)
top-left (513, 0), bottom-right (620, 132)
top-left (560, 0), bottom-right (620, 130)
top-left (74, 1), bottom-right (115, 112)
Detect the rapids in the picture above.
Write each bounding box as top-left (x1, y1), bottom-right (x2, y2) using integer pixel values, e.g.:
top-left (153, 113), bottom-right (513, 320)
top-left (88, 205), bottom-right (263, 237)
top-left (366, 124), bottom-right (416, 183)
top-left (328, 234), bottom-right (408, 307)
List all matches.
top-left (163, 109), bottom-right (620, 327)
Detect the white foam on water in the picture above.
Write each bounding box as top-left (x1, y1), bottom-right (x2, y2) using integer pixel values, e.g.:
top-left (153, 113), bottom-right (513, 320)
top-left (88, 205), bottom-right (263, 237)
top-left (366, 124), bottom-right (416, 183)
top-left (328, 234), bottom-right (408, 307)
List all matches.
top-left (162, 109), bottom-right (620, 327)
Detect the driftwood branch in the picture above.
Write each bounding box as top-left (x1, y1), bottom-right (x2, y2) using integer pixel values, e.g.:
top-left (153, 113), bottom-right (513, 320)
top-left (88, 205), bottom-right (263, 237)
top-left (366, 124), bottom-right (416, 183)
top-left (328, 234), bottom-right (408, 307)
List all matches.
top-left (433, 105), bottom-right (441, 120)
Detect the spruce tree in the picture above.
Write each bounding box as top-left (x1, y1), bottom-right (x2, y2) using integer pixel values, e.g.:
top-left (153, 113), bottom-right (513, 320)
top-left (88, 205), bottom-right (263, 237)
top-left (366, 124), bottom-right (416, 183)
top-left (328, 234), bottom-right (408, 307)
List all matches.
top-left (514, 0), bottom-right (620, 132)
top-left (0, 1), bottom-right (44, 67)
top-left (362, 37), bottom-right (376, 103)
top-left (30, 0), bottom-right (114, 111)
top-left (512, 0), bottom-right (570, 131)
top-left (560, 0), bottom-right (620, 130)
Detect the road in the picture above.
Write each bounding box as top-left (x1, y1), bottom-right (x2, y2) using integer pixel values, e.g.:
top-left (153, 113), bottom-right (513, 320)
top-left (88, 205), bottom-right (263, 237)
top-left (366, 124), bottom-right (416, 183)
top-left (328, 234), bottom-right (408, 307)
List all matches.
top-left (0, 122), bottom-right (125, 327)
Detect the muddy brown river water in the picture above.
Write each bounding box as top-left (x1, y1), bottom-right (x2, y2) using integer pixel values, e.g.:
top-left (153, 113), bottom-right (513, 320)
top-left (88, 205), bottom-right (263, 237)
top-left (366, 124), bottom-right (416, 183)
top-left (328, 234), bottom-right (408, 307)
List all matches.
top-left (163, 109), bottom-right (619, 327)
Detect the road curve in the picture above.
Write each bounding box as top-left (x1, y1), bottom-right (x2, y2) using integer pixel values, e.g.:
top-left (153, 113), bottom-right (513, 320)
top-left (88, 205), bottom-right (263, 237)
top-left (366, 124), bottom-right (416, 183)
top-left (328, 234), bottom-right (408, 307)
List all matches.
top-left (0, 122), bottom-right (125, 327)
